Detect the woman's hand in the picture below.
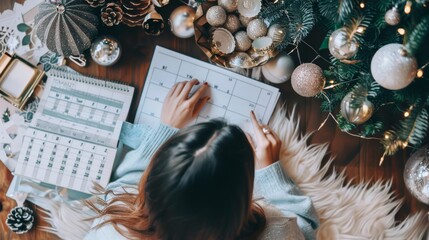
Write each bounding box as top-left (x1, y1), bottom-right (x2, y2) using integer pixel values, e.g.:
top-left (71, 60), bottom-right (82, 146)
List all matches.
top-left (248, 111), bottom-right (282, 170)
top-left (160, 79), bottom-right (210, 129)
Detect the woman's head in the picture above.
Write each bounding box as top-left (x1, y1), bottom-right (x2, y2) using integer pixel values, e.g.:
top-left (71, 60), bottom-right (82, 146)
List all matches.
top-left (141, 119), bottom-right (260, 240)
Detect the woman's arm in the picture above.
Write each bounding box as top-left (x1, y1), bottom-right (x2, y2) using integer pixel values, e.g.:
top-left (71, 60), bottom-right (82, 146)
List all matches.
top-left (254, 162), bottom-right (319, 240)
top-left (248, 112), bottom-right (319, 240)
top-left (107, 80), bottom-right (210, 189)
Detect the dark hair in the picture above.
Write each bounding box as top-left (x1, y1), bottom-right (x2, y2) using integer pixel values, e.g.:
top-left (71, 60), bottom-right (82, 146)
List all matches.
top-left (145, 119), bottom-right (265, 240)
top-left (88, 120), bottom-right (265, 240)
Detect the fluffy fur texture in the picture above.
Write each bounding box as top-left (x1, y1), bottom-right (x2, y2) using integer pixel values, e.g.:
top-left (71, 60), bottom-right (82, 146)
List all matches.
top-left (269, 106), bottom-right (429, 240)
top-left (40, 105), bottom-right (429, 239)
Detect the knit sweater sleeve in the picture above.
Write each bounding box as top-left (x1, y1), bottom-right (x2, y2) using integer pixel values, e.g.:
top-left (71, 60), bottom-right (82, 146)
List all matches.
top-left (107, 123), bottom-right (178, 189)
top-left (254, 162), bottom-right (320, 240)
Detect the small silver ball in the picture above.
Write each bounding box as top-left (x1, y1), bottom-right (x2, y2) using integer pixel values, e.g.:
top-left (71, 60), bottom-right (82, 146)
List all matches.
top-left (206, 6), bottom-right (227, 27)
top-left (385, 7), bottom-right (401, 26)
top-left (224, 14), bottom-right (240, 33)
top-left (291, 63), bottom-right (325, 97)
top-left (328, 28), bottom-right (359, 60)
top-left (169, 5), bottom-right (196, 38)
top-left (246, 18), bottom-right (267, 40)
top-left (404, 145), bottom-right (429, 204)
top-left (90, 36), bottom-right (121, 66)
top-left (218, 0), bottom-right (237, 12)
top-left (234, 31), bottom-right (252, 51)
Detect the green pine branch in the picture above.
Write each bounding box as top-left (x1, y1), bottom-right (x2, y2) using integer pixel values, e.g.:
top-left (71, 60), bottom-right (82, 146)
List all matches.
top-left (405, 15), bottom-right (429, 57)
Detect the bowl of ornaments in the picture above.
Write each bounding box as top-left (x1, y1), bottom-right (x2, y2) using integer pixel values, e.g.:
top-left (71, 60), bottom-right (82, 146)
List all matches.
top-left (194, 0), bottom-right (285, 68)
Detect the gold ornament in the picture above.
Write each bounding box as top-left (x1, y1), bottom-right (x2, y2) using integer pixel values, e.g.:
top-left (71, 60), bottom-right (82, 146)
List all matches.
top-left (206, 6), bottom-right (227, 27)
top-left (267, 24), bottom-right (286, 46)
top-left (340, 87), bottom-right (374, 124)
top-left (246, 18), bottom-right (267, 40)
top-left (291, 63), bottom-right (325, 97)
top-left (169, 5), bottom-right (196, 38)
top-left (370, 43), bottom-right (417, 90)
top-left (328, 28), bottom-right (359, 60)
top-left (224, 14), bottom-right (240, 33)
top-left (143, 11), bottom-right (164, 36)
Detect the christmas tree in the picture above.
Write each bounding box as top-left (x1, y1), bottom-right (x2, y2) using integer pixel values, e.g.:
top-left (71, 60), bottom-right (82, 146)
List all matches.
top-left (317, 0), bottom-right (429, 164)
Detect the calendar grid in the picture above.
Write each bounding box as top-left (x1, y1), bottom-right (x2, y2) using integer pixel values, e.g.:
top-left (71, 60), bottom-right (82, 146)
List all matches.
top-left (14, 68), bottom-right (134, 194)
top-left (135, 46), bottom-right (280, 132)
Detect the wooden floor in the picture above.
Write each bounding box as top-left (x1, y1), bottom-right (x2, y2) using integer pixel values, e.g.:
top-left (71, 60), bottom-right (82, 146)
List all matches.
top-left (1, 1), bottom-right (428, 239)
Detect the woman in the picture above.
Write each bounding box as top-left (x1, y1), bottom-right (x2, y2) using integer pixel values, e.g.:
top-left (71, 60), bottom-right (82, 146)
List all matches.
top-left (84, 80), bottom-right (319, 239)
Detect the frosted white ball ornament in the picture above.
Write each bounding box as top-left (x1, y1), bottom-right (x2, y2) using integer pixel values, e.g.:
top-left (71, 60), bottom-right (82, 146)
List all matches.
top-left (370, 43), bottom-right (417, 90)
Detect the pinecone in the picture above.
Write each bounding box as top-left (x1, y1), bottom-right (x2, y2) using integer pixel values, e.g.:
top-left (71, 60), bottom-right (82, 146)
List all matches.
top-left (101, 3), bottom-right (124, 26)
top-left (119, 0), bottom-right (154, 27)
top-left (6, 206), bottom-right (35, 234)
top-left (85, 0), bottom-right (106, 7)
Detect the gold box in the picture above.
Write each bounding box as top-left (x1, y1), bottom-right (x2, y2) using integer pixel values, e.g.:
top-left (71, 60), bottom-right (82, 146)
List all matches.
top-left (0, 53), bottom-right (45, 110)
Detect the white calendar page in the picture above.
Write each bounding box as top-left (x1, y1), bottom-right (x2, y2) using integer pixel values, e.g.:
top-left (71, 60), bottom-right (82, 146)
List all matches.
top-left (135, 46), bottom-right (280, 131)
top-left (14, 68), bottom-right (134, 194)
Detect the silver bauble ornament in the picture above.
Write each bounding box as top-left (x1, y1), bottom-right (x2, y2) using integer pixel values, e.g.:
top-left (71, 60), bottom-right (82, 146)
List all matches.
top-left (169, 6), bottom-right (196, 38)
top-left (234, 31), bottom-right (252, 51)
top-left (261, 52), bottom-right (295, 84)
top-left (218, 0), bottom-right (237, 12)
top-left (206, 6), bottom-right (227, 27)
top-left (267, 24), bottom-right (286, 45)
top-left (246, 18), bottom-right (267, 40)
top-left (371, 43), bottom-right (417, 90)
top-left (229, 52), bottom-right (253, 68)
top-left (340, 89), bottom-right (374, 124)
top-left (291, 63), bottom-right (325, 97)
top-left (90, 36), bottom-right (121, 66)
top-left (328, 28), bottom-right (359, 60)
top-left (404, 145), bottom-right (429, 204)
top-left (143, 11), bottom-right (165, 36)
top-left (385, 7), bottom-right (401, 26)
top-left (224, 14), bottom-right (240, 33)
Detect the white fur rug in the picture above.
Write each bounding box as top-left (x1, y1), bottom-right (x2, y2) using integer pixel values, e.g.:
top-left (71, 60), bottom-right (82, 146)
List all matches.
top-left (38, 105), bottom-right (429, 240)
top-left (269, 106), bottom-right (429, 240)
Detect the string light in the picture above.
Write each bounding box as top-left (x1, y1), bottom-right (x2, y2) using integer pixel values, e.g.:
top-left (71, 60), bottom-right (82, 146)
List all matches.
top-left (417, 69), bottom-right (424, 78)
top-left (404, 111), bottom-right (410, 117)
top-left (359, 2), bottom-right (365, 8)
top-left (403, 142), bottom-right (408, 147)
top-left (357, 26), bottom-right (366, 33)
top-left (397, 28), bottom-right (406, 35)
top-left (384, 134), bottom-right (390, 139)
top-left (329, 80), bottom-right (335, 84)
top-left (404, 1), bottom-right (412, 14)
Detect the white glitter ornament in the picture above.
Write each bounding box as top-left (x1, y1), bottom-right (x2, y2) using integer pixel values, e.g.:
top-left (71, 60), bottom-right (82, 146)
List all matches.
top-left (218, 0), bottom-right (237, 13)
top-left (328, 28), bottom-right (359, 60)
top-left (385, 7), bottom-right (401, 26)
top-left (234, 31), bottom-right (252, 51)
top-left (291, 63), bottom-right (325, 97)
top-left (206, 6), bottom-right (227, 27)
top-left (370, 43), bottom-right (417, 90)
top-left (224, 14), bottom-right (240, 33)
top-left (261, 52), bottom-right (295, 83)
top-left (246, 18), bottom-right (267, 40)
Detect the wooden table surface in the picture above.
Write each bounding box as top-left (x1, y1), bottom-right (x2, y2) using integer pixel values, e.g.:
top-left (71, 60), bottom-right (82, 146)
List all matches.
top-left (1, 1), bottom-right (428, 239)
